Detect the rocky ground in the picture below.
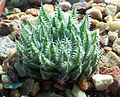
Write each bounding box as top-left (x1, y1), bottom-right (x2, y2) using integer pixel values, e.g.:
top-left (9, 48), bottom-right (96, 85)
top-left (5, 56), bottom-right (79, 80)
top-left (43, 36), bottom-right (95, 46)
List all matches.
top-left (0, 0), bottom-right (120, 97)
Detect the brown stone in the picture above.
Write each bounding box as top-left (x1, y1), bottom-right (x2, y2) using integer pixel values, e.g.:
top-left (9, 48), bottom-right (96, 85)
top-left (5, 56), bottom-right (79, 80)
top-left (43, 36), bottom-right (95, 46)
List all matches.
top-left (31, 82), bottom-right (40, 96)
top-left (25, 8), bottom-right (39, 16)
top-left (54, 83), bottom-right (65, 91)
top-left (90, 19), bottom-right (100, 28)
top-left (107, 21), bottom-right (120, 31)
top-left (10, 90), bottom-right (20, 97)
top-left (114, 12), bottom-right (120, 20)
top-left (86, 8), bottom-right (103, 20)
top-left (112, 38), bottom-right (120, 54)
top-left (102, 66), bottom-right (120, 96)
top-left (108, 31), bottom-right (118, 42)
top-left (59, 1), bottom-right (71, 11)
top-left (41, 81), bottom-right (54, 91)
top-left (102, 66), bottom-right (120, 74)
top-left (21, 78), bottom-right (34, 95)
top-left (0, 23), bottom-right (13, 36)
top-left (78, 76), bottom-right (89, 91)
top-left (104, 47), bottom-right (112, 52)
top-left (43, 4), bottom-right (54, 14)
top-left (106, 51), bottom-right (120, 66)
top-left (99, 66), bottom-right (107, 73)
top-left (97, 22), bottom-right (109, 32)
top-left (92, 3), bottom-right (106, 13)
top-left (100, 51), bottom-right (120, 67)
top-left (73, 2), bottom-right (90, 13)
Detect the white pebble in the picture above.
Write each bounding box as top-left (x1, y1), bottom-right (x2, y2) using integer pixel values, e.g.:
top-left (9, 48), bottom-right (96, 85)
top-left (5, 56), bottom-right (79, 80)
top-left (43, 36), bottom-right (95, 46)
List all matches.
top-left (92, 74), bottom-right (113, 91)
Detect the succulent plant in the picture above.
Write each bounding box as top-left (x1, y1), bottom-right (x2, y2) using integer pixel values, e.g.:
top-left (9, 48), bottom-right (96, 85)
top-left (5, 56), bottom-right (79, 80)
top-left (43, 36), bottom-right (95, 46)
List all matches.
top-left (16, 7), bottom-right (101, 81)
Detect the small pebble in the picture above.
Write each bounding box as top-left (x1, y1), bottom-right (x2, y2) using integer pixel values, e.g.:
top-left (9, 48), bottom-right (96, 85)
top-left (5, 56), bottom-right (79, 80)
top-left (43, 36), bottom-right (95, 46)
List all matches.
top-left (0, 36), bottom-right (16, 58)
top-left (112, 38), bottom-right (120, 54)
top-left (13, 8), bottom-right (21, 13)
top-left (1, 74), bottom-right (11, 84)
top-left (104, 47), bottom-right (112, 52)
top-left (78, 76), bottom-right (89, 91)
top-left (21, 78), bottom-right (34, 95)
top-left (31, 81), bottom-right (40, 96)
top-left (105, 5), bottom-right (117, 16)
top-left (72, 85), bottom-right (87, 97)
top-left (97, 22), bottom-right (109, 32)
top-left (104, 15), bottom-right (113, 21)
top-left (10, 90), bottom-right (20, 97)
top-left (106, 51), bottom-right (120, 66)
top-left (90, 19), bottom-right (100, 29)
top-left (108, 31), bottom-right (118, 42)
top-left (59, 1), bottom-right (71, 11)
top-left (86, 8), bottom-right (102, 20)
top-left (92, 3), bottom-right (106, 13)
top-left (92, 74), bottom-right (113, 91)
top-left (73, 2), bottom-right (90, 13)
top-left (100, 35), bottom-right (109, 46)
top-left (43, 4), bottom-right (54, 15)
top-left (0, 65), bottom-right (4, 74)
top-left (25, 8), bottom-right (39, 16)
top-left (7, 70), bottom-right (19, 82)
top-left (105, 0), bottom-right (120, 9)
top-left (114, 12), bottom-right (120, 20)
top-left (54, 83), bottom-right (65, 91)
top-left (0, 83), bottom-right (3, 90)
top-left (107, 21), bottom-right (120, 31)
top-left (41, 81), bottom-right (53, 91)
